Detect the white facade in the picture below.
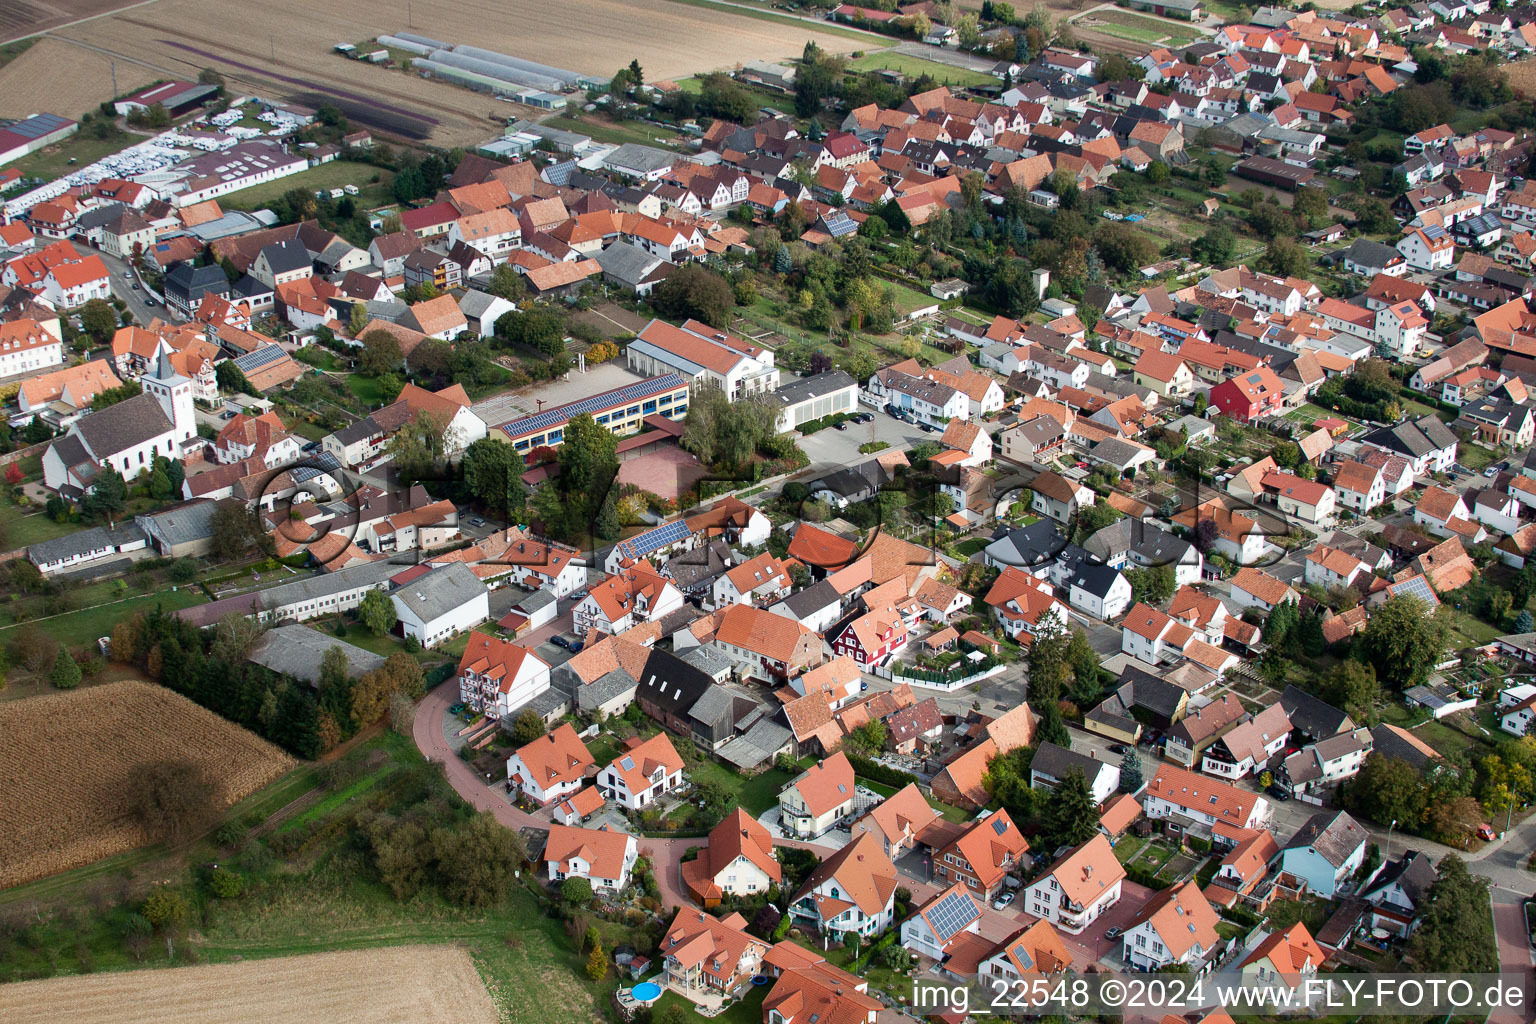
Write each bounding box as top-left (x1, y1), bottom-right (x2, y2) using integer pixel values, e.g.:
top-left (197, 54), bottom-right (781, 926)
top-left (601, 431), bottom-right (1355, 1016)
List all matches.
top-left (393, 587), bottom-right (490, 648)
top-left (1024, 869), bottom-right (1121, 935)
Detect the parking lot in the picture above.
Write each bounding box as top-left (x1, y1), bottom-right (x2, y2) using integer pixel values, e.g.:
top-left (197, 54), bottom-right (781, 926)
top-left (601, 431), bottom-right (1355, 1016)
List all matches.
top-left (797, 405), bottom-right (935, 476)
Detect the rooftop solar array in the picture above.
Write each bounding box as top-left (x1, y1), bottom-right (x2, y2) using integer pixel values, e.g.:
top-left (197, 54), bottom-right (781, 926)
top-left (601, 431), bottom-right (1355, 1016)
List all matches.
top-left (235, 344), bottom-right (287, 371)
top-left (616, 518), bottom-right (691, 561)
top-left (1390, 574), bottom-right (1439, 608)
top-left (498, 373), bottom-right (685, 438)
top-left (926, 888), bottom-right (980, 942)
top-left (3, 113), bottom-right (73, 140)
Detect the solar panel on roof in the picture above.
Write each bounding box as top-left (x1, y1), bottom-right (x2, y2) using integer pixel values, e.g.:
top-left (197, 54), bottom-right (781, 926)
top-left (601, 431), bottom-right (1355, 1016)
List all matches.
top-left (1391, 575), bottom-right (1439, 607)
top-left (926, 889), bottom-right (979, 942)
top-left (498, 374), bottom-right (685, 437)
top-left (620, 756), bottom-right (635, 771)
top-left (991, 818), bottom-right (1008, 835)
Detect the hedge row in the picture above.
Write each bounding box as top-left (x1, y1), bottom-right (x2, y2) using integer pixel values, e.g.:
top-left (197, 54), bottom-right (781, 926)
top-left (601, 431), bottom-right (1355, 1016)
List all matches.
top-left (844, 752), bottom-right (918, 789)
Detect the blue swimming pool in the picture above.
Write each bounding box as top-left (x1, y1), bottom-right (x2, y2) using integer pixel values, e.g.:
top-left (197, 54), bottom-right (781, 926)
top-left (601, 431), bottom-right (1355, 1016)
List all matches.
top-left (631, 982), bottom-right (662, 1003)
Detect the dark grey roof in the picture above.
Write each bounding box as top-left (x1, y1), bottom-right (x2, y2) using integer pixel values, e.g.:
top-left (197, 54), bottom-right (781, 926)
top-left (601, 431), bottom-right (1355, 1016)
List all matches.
top-left (73, 393), bottom-right (173, 457)
top-left (392, 561), bottom-right (486, 623)
top-left (1280, 685), bottom-right (1355, 740)
top-left (330, 413), bottom-right (384, 446)
top-left (985, 519), bottom-right (1069, 569)
top-left (1369, 724), bottom-right (1440, 766)
top-left (771, 578), bottom-right (841, 619)
top-left (164, 260), bottom-right (231, 299)
top-left (593, 240), bottom-right (668, 285)
top-left (1030, 740), bottom-right (1115, 784)
top-left (260, 238), bottom-right (312, 275)
top-left (1283, 810), bottom-right (1367, 867)
top-left (1361, 416), bottom-right (1457, 459)
top-left (688, 685), bottom-right (738, 726)
top-left (772, 370), bottom-right (857, 409)
top-left (636, 647), bottom-right (723, 723)
top-left (1111, 665), bottom-right (1188, 721)
top-left (74, 202), bottom-right (131, 232)
top-left (678, 643), bottom-right (733, 680)
top-left (27, 523), bottom-right (146, 566)
top-left (246, 624), bottom-right (386, 684)
top-left (572, 667), bottom-right (641, 711)
top-left (1360, 850), bottom-right (1436, 906)
top-left (136, 498), bottom-right (221, 547)
top-left (1066, 559), bottom-right (1123, 600)
top-left (1343, 238), bottom-right (1404, 268)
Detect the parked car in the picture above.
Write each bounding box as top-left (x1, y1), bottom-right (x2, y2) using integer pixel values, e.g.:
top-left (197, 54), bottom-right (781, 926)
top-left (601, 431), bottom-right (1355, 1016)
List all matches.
top-left (1477, 823), bottom-right (1497, 841)
top-left (550, 636), bottom-right (572, 650)
top-left (220, 410), bottom-right (237, 419)
top-left (1267, 784), bottom-right (1291, 801)
top-left (1108, 743), bottom-right (1132, 756)
top-left (448, 702), bottom-right (466, 715)
top-left (992, 891), bottom-right (1015, 910)
top-left (1485, 466), bottom-right (1499, 478)
top-left (469, 517), bottom-right (486, 527)
top-left (834, 421), bottom-right (848, 431)
top-left (1105, 927), bottom-right (1122, 940)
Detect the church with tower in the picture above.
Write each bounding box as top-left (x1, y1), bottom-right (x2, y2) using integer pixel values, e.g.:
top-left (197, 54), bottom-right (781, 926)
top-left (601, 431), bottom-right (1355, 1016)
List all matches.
top-left (42, 341), bottom-right (198, 497)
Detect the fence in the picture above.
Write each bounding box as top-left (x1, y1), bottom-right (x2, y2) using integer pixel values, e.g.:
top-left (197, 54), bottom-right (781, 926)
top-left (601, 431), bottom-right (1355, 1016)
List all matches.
top-left (870, 661), bottom-right (1007, 692)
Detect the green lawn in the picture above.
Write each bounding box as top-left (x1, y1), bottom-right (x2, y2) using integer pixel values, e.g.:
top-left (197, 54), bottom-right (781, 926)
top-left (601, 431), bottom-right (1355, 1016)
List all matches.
top-left (8, 130), bottom-right (137, 184)
top-left (0, 589), bottom-right (205, 648)
top-left (542, 115), bottom-right (688, 151)
top-left (1077, 10), bottom-right (1202, 46)
top-left (686, 758), bottom-right (797, 816)
top-left (1456, 443), bottom-right (1498, 472)
top-left (847, 52), bottom-right (996, 89)
top-left (0, 502), bottom-right (79, 549)
top-left (219, 160), bottom-right (393, 211)
top-left (650, 983), bottom-right (767, 1024)
top-left (955, 538), bottom-right (987, 558)
top-left (348, 373), bottom-right (387, 408)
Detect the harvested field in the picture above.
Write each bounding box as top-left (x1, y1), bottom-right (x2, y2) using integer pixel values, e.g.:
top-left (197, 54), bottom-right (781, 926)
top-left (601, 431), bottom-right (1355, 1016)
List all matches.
top-left (0, 35), bottom-right (154, 117)
top-left (1510, 57), bottom-right (1536, 96)
top-left (0, 680), bottom-right (293, 889)
top-left (36, 0), bottom-right (866, 145)
top-left (0, 0), bottom-right (140, 41)
top-left (0, 945), bottom-right (498, 1024)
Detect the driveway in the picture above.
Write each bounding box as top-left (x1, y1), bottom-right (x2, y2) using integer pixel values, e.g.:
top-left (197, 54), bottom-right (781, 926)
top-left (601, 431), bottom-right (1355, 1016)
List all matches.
top-left (1055, 881), bottom-right (1157, 969)
top-left (1489, 886), bottom-right (1534, 1024)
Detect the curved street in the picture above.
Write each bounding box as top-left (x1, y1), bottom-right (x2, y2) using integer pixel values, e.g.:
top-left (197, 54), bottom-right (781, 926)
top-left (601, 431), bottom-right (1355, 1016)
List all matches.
top-left (413, 680), bottom-right (967, 918)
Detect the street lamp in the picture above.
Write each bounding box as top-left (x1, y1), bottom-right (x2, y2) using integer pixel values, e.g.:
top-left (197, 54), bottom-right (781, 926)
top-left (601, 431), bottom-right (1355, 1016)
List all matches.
top-left (1384, 819), bottom-right (1396, 862)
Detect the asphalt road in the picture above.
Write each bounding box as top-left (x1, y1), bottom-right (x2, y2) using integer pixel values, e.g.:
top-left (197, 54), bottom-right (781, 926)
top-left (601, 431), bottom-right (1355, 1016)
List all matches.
top-left (96, 248), bottom-right (165, 328)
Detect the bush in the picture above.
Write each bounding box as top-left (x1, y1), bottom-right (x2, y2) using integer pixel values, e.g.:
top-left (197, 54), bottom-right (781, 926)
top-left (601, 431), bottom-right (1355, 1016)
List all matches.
top-left (561, 876), bottom-right (594, 904)
top-left (843, 751), bottom-right (917, 789)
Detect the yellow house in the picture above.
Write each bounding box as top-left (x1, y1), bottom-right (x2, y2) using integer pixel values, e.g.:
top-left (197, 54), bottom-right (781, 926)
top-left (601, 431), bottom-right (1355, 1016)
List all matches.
top-left (777, 751), bottom-right (856, 839)
top-left (1133, 350), bottom-right (1196, 399)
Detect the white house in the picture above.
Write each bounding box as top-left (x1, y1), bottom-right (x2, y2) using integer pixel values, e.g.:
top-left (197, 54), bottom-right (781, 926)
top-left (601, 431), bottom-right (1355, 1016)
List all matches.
top-left (1121, 881), bottom-right (1221, 971)
top-left (1029, 741), bottom-right (1121, 805)
top-left (1023, 835), bottom-right (1125, 935)
top-left (596, 732), bottom-right (686, 810)
top-left (390, 562), bottom-right (489, 648)
top-left (1030, 470), bottom-right (1095, 523)
top-left (0, 319), bottom-right (62, 380)
top-left (457, 630), bottom-right (550, 720)
top-left (711, 552), bottom-right (792, 609)
top-left (1397, 226), bottom-right (1455, 271)
top-left (789, 831), bottom-right (899, 939)
top-left (505, 722), bottom-right (596, 806)
top-left (543, 823), bottom-right (639, 892)
top-left (1143, 763), bottom-right (1272, 838)
top-left (1499, 683), bottom-right (1536, 736)
top-left (901, 883), bottom-right (983, 961)
top-left (628, 318), bottom-right (780, 401)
